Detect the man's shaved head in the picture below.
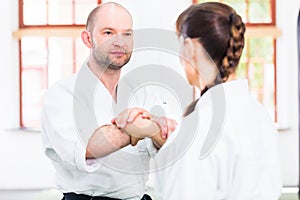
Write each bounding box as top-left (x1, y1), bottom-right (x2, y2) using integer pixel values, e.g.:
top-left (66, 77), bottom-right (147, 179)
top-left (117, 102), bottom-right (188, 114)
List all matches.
top-left (86, 2), bottom-right (132, 32)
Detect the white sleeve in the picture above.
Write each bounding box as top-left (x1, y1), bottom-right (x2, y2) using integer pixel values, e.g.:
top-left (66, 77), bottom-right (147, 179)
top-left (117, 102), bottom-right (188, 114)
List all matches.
top-left (41, 85), bottom-right (102, 172)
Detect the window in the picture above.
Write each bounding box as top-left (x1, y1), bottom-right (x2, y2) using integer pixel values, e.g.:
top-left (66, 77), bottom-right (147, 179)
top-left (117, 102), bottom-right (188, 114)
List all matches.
top-left (17, 0), bottom-right (101, 128)
top-left (194, 0), bottom-right (279, 121)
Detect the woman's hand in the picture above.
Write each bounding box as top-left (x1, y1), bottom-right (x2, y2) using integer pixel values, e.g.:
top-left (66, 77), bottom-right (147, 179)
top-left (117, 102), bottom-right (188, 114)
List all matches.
top-left (151, 116), bottom-right (178, 140)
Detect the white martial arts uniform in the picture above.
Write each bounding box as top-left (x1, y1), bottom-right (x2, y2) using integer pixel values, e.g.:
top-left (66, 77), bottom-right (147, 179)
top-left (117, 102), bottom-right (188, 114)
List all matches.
top-left (41, 62), bottom-right (181, 200)
top-left (154, 79), bottom-right (282, 200)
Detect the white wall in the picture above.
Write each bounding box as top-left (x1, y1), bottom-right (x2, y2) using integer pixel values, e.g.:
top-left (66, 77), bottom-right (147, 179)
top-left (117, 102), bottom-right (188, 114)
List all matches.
top-left (103, 0), bottom-right (191, 76)
top-left (0, 0), bottom-right (299, 190)
top-left (102, 0), bottom-right (191, 30)
top-left (0, 0), bottom-right (20, 130)
top-left (276, 0), bottom-right (300, 186)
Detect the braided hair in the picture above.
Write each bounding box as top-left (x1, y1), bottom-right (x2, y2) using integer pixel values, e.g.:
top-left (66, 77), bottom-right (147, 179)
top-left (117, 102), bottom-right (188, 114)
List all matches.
top-left (221, 13), bottom-right (246, 81)
top-left (177, 2), bottom-right (246, 116)
top-left (176, 2), bottom-right (246, 82)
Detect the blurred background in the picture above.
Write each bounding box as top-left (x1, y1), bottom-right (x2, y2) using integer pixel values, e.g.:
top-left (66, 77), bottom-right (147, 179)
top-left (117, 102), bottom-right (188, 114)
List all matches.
top-left (0, 0), bottom-right (299, 199)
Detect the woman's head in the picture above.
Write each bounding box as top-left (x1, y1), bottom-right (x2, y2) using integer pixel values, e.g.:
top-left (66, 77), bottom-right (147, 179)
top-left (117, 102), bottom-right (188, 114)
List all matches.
top-left (176, 2), bottom-right (245, 85)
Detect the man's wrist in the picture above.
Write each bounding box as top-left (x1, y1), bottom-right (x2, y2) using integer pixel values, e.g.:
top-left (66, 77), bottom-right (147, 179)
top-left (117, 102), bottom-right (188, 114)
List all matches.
top-left (100, 124), bottom-right (131, 147)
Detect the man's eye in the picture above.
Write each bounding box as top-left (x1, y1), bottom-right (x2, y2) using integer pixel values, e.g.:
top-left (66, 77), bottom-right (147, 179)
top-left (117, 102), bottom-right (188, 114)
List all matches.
top-left (124, 32), bottom-right (132, 37)
top-left (104, 31), bottom-right (113, 35)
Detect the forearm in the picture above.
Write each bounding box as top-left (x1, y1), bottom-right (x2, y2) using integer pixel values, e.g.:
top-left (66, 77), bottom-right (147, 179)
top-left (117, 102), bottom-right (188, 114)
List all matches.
top-left (86, 124), bottom-right (130, 159)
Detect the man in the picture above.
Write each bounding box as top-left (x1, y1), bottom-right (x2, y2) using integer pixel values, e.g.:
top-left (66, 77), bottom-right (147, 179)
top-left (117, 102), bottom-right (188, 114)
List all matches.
top-left (41, 2), bottom-right (177, 200)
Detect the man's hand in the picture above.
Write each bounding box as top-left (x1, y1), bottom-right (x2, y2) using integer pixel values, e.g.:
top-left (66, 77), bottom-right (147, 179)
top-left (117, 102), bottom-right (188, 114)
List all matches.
top-left (111, 107), bottom-right (150, 128)
top-left (111, 108), bottom-right (150, 146)
top-left (112, 108), bottom-right (178, 147)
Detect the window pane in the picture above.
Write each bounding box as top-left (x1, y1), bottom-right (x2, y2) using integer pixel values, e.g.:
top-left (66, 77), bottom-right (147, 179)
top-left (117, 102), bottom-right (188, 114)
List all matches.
top-left (236, 38), bottom-right (275, 120)
top-left (75, 38), bottom-right (89, 71)
top-left (48, 37), bottom-right (74, 86)
top-left (249, 38), bottom-right (275, 119)
top-left (249, 37), bottom-right (274, 62)
top-left (262, 63), bottom-right (275, 121)
top-left (223, 0), bottom-right (247, 23)
top-left (249, 62), bottom-right (275, 120)
top-left (249, 62), bottom-right (264, 92)
top-left (48, 0), bottom-right (73, 24)
top-left (22, 37), bottom-right (48, 67)
top-left (248, 0), bottom-right (272, 23)
top-left (196, 0), bottom-right (273, 24)
top-left (75, 0), bottom-right (99, 24)
top-left (21, 37), bottom-right (48, 128)
top-left (23, 0), bottom-right (47, 25)
top-left (23, 0), bottom-right (98, 25)
top-left (21, 37), bottom-right (81, 128)
top-left (236, 62), bottom-right (247, 78)
top-left (22, 69), bottom-right (46, 127)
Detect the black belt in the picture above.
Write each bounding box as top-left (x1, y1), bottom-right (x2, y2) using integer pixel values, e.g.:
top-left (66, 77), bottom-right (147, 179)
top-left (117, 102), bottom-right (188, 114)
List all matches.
top-left (63, 193), bottom-right (152, 200)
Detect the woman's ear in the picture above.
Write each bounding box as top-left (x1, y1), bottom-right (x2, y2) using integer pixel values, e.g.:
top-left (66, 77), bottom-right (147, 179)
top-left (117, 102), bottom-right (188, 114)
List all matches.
top-left (81, 30), bottom-right (93, 48)
top-left (182, 37), bottom-right (195, 62)
top-left (180, 37), bottom-right (200, 87)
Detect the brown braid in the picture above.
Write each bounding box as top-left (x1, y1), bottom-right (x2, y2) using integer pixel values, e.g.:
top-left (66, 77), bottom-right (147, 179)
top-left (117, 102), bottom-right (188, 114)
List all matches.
top-left (176, 2), bottom-right (246, 116)
top-left (220, 12), bottom-right (246, 81)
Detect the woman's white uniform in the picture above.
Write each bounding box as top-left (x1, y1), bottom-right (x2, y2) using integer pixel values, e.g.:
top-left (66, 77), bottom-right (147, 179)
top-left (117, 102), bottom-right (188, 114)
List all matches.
top-left (154, 79), bottom-right (282, 200)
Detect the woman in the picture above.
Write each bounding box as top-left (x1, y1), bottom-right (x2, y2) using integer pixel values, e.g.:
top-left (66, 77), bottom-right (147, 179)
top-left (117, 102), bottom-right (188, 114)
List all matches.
top-left (153, 2), bottom-right (282, 200)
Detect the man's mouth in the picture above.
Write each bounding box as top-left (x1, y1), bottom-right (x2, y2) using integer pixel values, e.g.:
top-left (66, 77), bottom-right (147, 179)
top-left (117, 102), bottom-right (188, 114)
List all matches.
top-left (111, 51), bottom-right (127, 57)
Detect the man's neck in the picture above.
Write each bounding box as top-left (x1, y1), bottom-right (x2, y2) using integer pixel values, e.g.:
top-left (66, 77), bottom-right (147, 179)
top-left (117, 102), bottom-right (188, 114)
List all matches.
top-left (87, 59), bottom-right (121, 101)
top-left (100, 70), bottom-right (120, 101)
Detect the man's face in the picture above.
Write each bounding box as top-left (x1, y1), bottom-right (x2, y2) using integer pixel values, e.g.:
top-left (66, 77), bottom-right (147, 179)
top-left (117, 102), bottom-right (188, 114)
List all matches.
top-left (90, 6), bottom-right (133, 70)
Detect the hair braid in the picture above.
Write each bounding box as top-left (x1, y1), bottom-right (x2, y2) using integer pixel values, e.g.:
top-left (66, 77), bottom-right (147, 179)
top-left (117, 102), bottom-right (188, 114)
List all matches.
top-left (220, 12), bottom-right (246, 81)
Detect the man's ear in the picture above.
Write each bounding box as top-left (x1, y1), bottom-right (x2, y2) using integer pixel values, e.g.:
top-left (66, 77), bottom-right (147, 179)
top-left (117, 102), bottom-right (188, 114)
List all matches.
top-left (81, 30), bottom-right (92, 48)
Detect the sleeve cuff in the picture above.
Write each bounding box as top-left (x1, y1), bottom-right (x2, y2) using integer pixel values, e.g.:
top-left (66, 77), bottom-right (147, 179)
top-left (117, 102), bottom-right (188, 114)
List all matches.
top-left (74, 141), bottom-right (103, 172)
top-left (145, 138), bottom-right (158, 157)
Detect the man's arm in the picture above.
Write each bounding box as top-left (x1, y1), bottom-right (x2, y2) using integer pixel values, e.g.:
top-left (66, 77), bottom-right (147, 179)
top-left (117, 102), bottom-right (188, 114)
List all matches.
top-left (85, 115), bottom-right (167, 159)
top-left (86, 124), bottom-right (130, 159)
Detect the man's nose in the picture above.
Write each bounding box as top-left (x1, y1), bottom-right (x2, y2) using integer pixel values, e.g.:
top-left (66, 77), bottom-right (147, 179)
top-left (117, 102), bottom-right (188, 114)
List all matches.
top-left (112, 34), bottom-right (126, 47)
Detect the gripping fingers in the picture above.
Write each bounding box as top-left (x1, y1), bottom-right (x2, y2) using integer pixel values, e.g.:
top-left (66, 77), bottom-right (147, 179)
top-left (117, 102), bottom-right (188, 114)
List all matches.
top-left (127, 108), bottom-right (150, 122)
top-left (115, 109), bottom-right (132, 128)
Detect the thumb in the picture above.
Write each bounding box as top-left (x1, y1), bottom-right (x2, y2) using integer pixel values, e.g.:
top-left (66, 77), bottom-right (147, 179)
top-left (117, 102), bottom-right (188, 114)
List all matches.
top-left (130, 136), bottom-right (142, 146)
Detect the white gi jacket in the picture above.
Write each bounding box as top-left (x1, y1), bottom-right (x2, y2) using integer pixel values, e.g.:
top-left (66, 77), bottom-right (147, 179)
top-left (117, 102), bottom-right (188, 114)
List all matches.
top-left (154, 80), bottom-right (282, 200)
top-left (41, 62), bottom-right (181, 199)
